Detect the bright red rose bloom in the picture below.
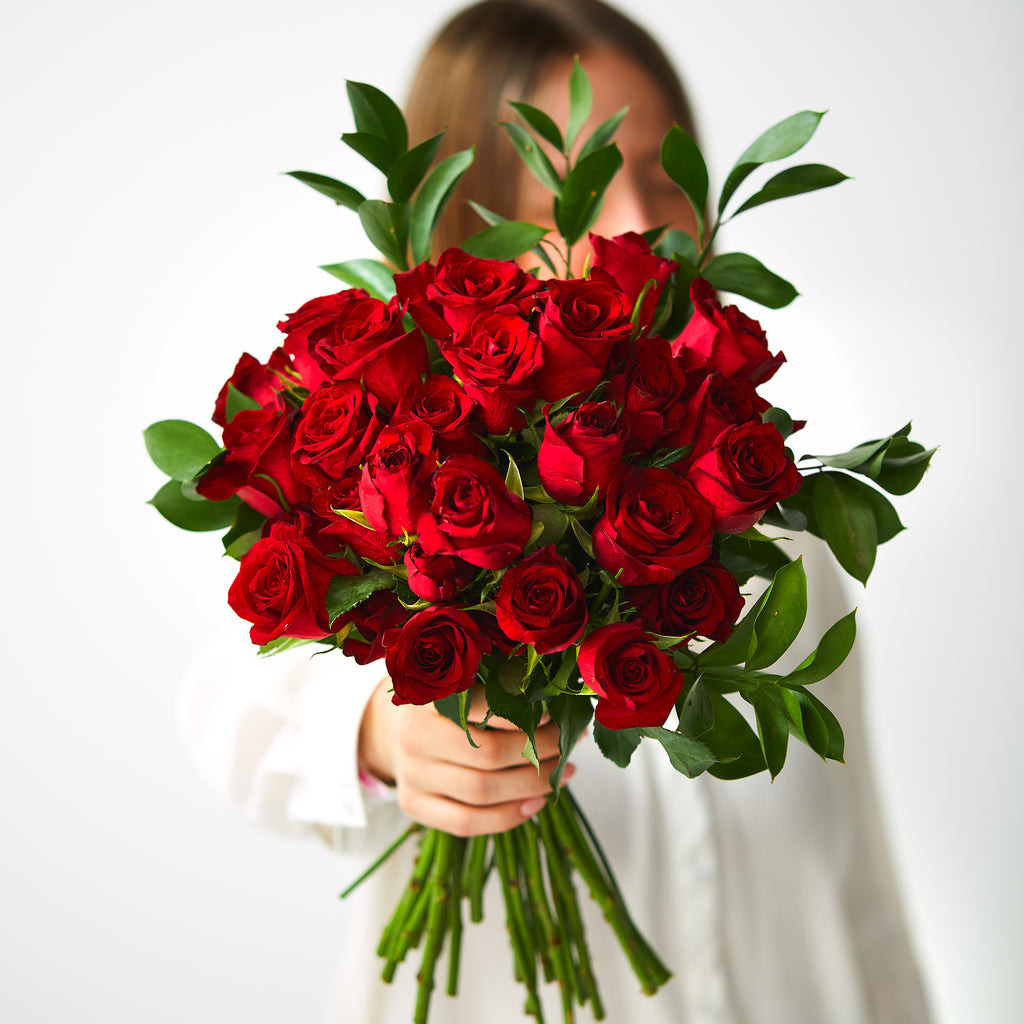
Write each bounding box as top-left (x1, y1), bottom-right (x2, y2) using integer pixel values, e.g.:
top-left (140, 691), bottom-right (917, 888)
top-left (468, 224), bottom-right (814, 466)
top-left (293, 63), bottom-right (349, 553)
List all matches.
top-left (673, 279), bottom-right (785, 386)
top-left (537, 401), bottom-right (627, 505)
top-left (342, 590), bottom-right (408, 664)
top-left (417, 455), bottom-right (532, 569)
top-left (593, 466), bottom-right (715, 585)
top-left (359, 421), bottom-right (438, 540)
top-left (689, 421), bottom-right (803, 533)
top-left (494, 545), bottom-right (588, 654)
top-left (385, 606), bottom-right (492, 705)
top-left (212, 350), bottom-right (292, 428)
top-left (679, 372), bottom-right (770, 467)
top-left (627, 559), bottom-right (745, 642)
top-left (227, 513), bottom-right (356, 645)
top-left (577, 622), bottom-right (686, 729)
top-left (403, 542), bottom-right (477, 602)
top-left (589, 231), bottom-right (677, 332)
top-left (310, 470), bottom-right (398, 566)
top-left (276, 289), bottom-right (369, 389)
top-left (392, 375), bottom-right (486, 460)
top-left (393, 261), bottom-right (450, 340)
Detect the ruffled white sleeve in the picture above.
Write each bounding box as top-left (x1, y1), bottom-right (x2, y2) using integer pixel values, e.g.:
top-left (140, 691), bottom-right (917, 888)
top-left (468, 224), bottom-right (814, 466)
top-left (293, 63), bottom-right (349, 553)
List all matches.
top-left (177, 633), bottom-right (401, 848)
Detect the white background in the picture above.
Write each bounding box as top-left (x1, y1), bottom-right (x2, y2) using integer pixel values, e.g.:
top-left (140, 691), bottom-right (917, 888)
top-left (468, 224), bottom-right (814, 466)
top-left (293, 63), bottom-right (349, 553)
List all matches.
top-left (3, 0), bottom-right (1021, 1021)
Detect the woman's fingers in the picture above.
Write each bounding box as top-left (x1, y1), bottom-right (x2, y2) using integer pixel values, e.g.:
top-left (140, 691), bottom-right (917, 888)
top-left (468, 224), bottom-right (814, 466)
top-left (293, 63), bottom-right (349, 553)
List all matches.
top-left (399, 711), bottom-right (563, 769)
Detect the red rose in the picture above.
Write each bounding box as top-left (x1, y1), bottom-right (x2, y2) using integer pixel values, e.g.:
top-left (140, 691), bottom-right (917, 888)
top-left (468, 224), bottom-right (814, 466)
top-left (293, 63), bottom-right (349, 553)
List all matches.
top-left (290, 381), bottom-right (383, 490)
top-left (627, 559), bottom-right (744, 642)
top-left (212, 350), bottom-right (293, 428)
top-left (392, 375), bottom-right (486, 460)
top-left (342, 590), bottom-right (408, 664)
top-left (416, 455), bottom-right (532, 569)
top-left (534, 277), bottom-right (633, 401)
top-left (494, 545), bottom-right (588, 654)
top-left (359, 421), bottom-right (438, 539)
top-left (438, 311), bottom-right (543, 435)
top-left (393, 261), bottom-right (450, 340)
top-left (227, 513), bottom-right (356, 645)
top-left (310, 471), bottom-right (398, 566)
top-left (384, 606), bottom-right (492, 705)
top-left (593, 466), bottom-right (714, 585)
top-left (673, 279), bottom-right (785, 385)
top-left (537, 401), bottom-right (627, 505)
top-left (276, 290), bottom-right (368, 389)
top-left (403, 542), bottom-right (477, 602)
top-left (577, 622), bottom-right (686, 729)
top-left (589, 232), bottom-right (677, 332)
top-left (689, 421), bottom-right (803, 533)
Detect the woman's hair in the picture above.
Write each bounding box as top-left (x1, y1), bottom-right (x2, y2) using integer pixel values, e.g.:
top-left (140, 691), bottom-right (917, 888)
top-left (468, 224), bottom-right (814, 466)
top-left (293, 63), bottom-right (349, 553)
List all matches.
top-left (404, 0), bottom-right (698, 254)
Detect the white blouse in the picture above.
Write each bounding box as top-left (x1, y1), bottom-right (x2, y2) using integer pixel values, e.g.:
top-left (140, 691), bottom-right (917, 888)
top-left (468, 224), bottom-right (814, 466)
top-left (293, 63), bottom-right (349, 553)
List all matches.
top-left (179, 537), bottom-right (932, 1023)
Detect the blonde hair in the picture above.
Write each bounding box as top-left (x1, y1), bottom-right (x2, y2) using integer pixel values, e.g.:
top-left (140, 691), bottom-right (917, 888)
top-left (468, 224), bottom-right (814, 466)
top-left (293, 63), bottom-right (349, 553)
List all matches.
top-left (404, 0), bottom-right (698, 254)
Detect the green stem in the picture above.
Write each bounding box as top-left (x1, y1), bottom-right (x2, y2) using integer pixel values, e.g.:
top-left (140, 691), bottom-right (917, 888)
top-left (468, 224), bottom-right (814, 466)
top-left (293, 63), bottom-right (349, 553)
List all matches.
top-left (495, 831), bottom-right (544, 1023)
top-left (447, 837), bottom-right (467, 997)
top-left (464, 834), bottom-right (489, 923)
top-left (341, 822), bottom-right (421, 900)
top-left (379, 829), bottom-right (438, 961)
top-left (414, 832), bottom-right (454, 1024)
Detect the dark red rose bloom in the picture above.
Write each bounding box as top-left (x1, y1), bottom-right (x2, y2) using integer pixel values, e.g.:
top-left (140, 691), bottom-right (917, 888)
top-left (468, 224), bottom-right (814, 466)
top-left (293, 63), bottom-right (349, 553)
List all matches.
top-left (310, 470), bottom-right (398, 566)
top-left (606, 336), bottom-right (689, 455)
top-left (359, 421), bottom-right (438, 539)
top-left (534, 277), bottom-right (633, 401)
top-left (676, 372), bottom-right (770, 469)
top-left (589, 231), bottom-right (677, 332)
top-left (689, 421), bottom-right (803, 533)
top-left (391, 374), bottom-right (487, 460)
top-left (227, 513), bottom-right (357, 645)
top-left (403, 542), bottom-right (477, 602)
top-left (393, 261), bottom-right (450, 340)
top-left (593, 466), bottom-right (715, 585)
top-left (673, 279), bottom-right (785, 386)
top-left (494, 545), bottom-right (588, 654)
top-left (342, 590), bottom-right (408, 664)
top-left (212, 349), bottom-right (293, 428)
top-left (197, 408), bottom-right (310, 518)
top-left (384, 606), bottom-right (492, 705)
top-left (438, 311), bottom-right (543, 434)
top-left (276, 290), bottom-right (369, 389)
top-left (537, 401), bottom-right (627, 505)
top-left (577, 622), bottom-right (686, 729)
top-left (290, 381), bottom-right (383, 490)
top-left (416, 454), bottom-right (533, 569)
top-left (627, 559), bottom-right (745, 642)
top-left (427, 249), bottom-right (543, 335)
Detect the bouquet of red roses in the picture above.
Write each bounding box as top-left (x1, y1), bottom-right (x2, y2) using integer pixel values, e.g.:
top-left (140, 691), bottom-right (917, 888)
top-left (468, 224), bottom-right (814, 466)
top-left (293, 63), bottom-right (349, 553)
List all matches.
top-left (145, 63), bottom-right (933, 1024)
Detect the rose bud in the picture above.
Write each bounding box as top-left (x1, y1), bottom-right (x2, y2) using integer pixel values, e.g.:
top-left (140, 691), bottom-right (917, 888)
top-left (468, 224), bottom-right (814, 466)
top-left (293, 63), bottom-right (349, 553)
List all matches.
top-left (227, 512), bottom-right (358, 645)
top-left (416, 454), bottom-right (533, 570)
top-left (404, 542), bottom-right (477, 602)
top-left (589, 231), bottom-right (677, 332)
top-left (577, 622), bottom-right (686, 729)
top-left (673, 278), bottom-right (785, 386)
top-left (688, 421), bottom-right (803, 534)
top-left (277, 289), bottom-right (370, 389)
top-left (534, 277), bottom-right (633, 401)
top-left (311, 470), bottom-right (398, 567)
top-left (384, 606), bottom-right (492, 705)
top-left (537, 401), bottom-right (627, 505)
top-left (392, 374), bottom-right (487, 460)
top-left (627, 559), bottom-right (745, 642)
top-left (494, 545), bottom-right (588, 654)
top-left (212, 350), bottom-right (292, 428)
top-left (359, 421), bottom-right (439, 540)
top-left (342, 590), bottom-right (408, 664)
top-left (593, 466), bottom-right (715, 585)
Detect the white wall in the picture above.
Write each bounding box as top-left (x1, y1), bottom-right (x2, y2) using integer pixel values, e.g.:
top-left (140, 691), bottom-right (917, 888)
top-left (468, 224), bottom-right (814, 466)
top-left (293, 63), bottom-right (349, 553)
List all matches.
top-left (3, 1), bottom-right (1020, 1021)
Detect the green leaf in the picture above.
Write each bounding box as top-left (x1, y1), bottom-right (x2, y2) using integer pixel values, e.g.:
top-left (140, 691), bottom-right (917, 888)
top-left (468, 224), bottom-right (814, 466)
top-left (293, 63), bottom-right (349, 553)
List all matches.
top-left (435, 690), bottom-right (480, 748)
top-left (340, 131), bottom-right (397, 175)
top-left (465, 201), bottom-right (559, 275)
top-left (762, 406), bottom-right (795, 439)
top-left (566, 56), bottom-right (593, 151)
top-left (556, 143), bottom-right (623, 245)
top-left (660, 124), bottom-right (708, 241)
top-left (716, 534), bottom-right (793, 585)
top-left (509, 100), bottom-right (564, 153)
top-left (702, 252), bottom-right (798, 309)
top-left (639, 726), bottom-right (716, 778)
top-left (325, 569), bottom-right (396, 622)
top-left (258, 636), bottom-right (319, 657)
top-left (531, 502), bottom-right (570, 548)
top-left (746, 557), bottom-right (808, 670)
top-left (812, 472), bottom-right (879, 584)
top-left (410, 148), bottom-right (475, 264)
top-left (593, 722), bottom-right (641, 768)
top-left (570, 517), bottom-right (595, 558)
top-left (225, 384), bottom-right (261, 424)
top-left (751, 687), bottom-right (789, 779)
top-left (719, 110), bottom-right (826, 214)
top-left (461, 221), bottom-right (549, 261)
top-left (501, 122), bottom-right (563, 195)
top-left (782, 609), bottom-right (857, 686)
top-left (284, 171), bottom-right (366, 211)
top-left (734, 163), bottom-right (849, 215)
top-left (791, 685), bottom-right (845, 761)
top-left (222, 502), bottom-right (265, 560)
top-left (386, 131), bottom-right (445, 202)
top-left (547, 692), bottom-right (593, 792)
top-left (808, 434), bottom-right (895, 472)
top-left (320, 258), bottom-right (397, 300)
top-left (657, 228), bottom-right (699, 266)
top-left (346, 80), bottom-right (408, 160)
top-left (144, 420), bottom-right (221, 481)
top-left (149, 480), bottom-right (240, 532)
top-left (577, 106), bottom-right (629, 162)
top-left (700, 581), bottom-right (774, 668)
top-left (358, 199), bottom-right (410, 270)
top-left (503, 450), bottom-right (525, 499)
top-left (484, 663), bottom-right (543, 768)
top-left (875, 437), bottom-right (936, 495)
top-left (677, 678), bottom-right (714, 738)
top-left (705, 692), bottom-right (767, 780)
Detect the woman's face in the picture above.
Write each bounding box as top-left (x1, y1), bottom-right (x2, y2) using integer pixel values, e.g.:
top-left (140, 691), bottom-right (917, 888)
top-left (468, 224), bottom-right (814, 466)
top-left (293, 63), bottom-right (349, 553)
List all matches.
top-left (519, 48), bottom-right (699, 274)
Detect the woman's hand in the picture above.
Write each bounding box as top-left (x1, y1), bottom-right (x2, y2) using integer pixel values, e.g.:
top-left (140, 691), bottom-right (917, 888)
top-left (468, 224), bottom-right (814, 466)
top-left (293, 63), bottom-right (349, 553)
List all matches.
top-left (358, 678), bottom-right (575, 837)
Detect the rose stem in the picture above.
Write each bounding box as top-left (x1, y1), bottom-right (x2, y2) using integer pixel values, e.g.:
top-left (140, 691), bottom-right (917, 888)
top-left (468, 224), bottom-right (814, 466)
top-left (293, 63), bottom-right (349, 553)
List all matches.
top-left (494, 831), bottom-right (544, 1022)
top-left (512, 824), bottom-right (555, 986)
top-left (379, 828), bottom-right (438, 961)
top-left (413, 831), bottom-right (454, 1024)
top-left (464, 834), bottom-right (489, 923)
top-left (446, 836), bottom-right (467, 997)
top-left (341, 822), bottom-right (421, 900)
top-left (538, 805), bottom-right (606, 1018)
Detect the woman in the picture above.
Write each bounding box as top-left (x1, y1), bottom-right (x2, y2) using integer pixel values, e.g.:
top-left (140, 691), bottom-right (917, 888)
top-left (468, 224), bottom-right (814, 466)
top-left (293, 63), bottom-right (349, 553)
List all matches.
top-left (180, 2), bottom-right (932, 1021)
